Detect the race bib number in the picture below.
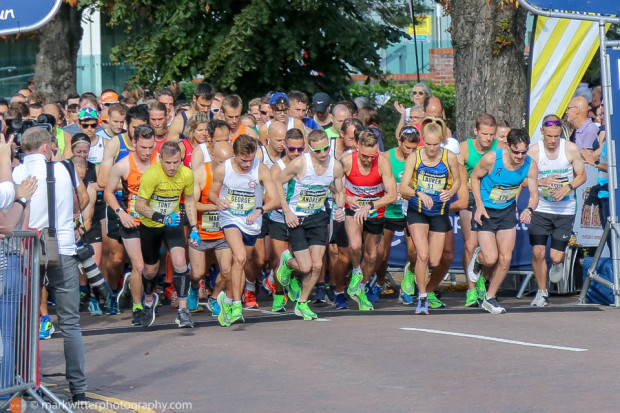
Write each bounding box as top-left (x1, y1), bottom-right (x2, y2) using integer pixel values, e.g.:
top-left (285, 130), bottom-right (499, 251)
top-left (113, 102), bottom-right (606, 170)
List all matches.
top-left (357, 196), bottom-right (380, 218)
top-left (127, 194), bottom-right (140, 218)
top-left (201, 211), bottom-right (220, 232)
top-left (542, 177), bottom-right (569, 202)
top-left (295, 186), bottom-right (327, 214)
top-left (150, 194), bottom-right (178, 215)
top-left (489, 185), bottom-right (519, 204)
top-left (227, 189), bottom-right (255, 216)
top-left (418, 170), bottom-right (446, 195)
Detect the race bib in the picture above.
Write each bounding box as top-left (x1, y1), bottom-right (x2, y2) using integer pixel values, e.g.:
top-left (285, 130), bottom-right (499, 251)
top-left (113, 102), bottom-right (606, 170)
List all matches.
top-left (201, 211), bottom-right (220, 232)
top-left (227, 190), bottom-right (255, 216)
top-left (150, 194), bottom-right (178, 215)
top-left (295, 186), bottom-right (327, 214)
top-left (418, 170), bottom-right (446, 195)
top-left (489, 185), bottom-right (519, 204)
top-left (127, 194), bottom-right (140, 218)
top-left (542, 177), bottom-right (569, 202)
top-left (357, 196), bottom-right (380, 218)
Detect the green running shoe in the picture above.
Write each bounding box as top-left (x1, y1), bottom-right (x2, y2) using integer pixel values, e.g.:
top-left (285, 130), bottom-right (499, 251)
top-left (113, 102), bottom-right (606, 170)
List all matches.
top-left (427, 292), bottom-right (446, 309)
top-left (347, 270), bottom-right (364, 296)
top-left (276, 249), bottom-right (294, 287)
top-left (287, 278), bottom-right (301, 302)
top-left (217, 291), bottom-right (231, 327)
top-left (351, 290), bottom-right (374, 311)
top-left (272, 294), bottom-right (286, 312)
top-left (476, 276), bottom-right (486, 302)
top-left (465, 289), bottom-right (479, 307)
top-left (294, 301), bottom-right (318, 320)
top-left (229, 302), bottom-right (244, 324)
top-left (401, 262), bottom-right (416, 296)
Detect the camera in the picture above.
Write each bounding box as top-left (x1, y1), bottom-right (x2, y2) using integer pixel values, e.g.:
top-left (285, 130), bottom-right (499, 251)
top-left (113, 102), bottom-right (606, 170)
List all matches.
top-left (76, 243), bottom-right (111, 300)
top-left (5, 116), bottom-right (54, 160)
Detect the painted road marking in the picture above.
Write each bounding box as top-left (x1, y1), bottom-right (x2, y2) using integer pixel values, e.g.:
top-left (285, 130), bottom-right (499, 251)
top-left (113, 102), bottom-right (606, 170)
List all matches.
top-left (400, 327), bottom-right (588, 352)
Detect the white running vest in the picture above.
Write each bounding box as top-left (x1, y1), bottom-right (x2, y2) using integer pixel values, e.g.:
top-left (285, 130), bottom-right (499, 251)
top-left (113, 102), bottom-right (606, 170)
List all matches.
top-left (535, 139), bottom-right (576, 215)
top-left (288, 153), bottom-right (334, 217)
top-left (219, 158), bottom-right (264, 235)
top-left (87, 135), bottom-right (105, 164)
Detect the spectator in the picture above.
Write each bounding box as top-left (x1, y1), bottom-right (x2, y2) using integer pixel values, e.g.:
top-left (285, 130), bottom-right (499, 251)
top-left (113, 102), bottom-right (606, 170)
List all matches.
top-left (410, 82), bottom-right (432, 107)
top-left (566, 96), bottom-right (599, 150)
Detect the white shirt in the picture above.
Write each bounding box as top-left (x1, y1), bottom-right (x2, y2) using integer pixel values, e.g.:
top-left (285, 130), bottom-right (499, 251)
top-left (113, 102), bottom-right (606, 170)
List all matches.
top-left (13, 154), bottom-right (79, 255)
top-left (0, 181), bottom-right (15, 210)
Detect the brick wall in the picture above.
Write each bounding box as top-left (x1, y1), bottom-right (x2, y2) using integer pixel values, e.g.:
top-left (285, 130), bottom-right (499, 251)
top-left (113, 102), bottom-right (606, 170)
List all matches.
top-left (352, 48), bottom-right (454, 85)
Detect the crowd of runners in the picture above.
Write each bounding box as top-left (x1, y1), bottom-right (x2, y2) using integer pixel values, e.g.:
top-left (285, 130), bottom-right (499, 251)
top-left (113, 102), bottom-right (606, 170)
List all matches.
top-left (2, 81), bottom-right (592, 332)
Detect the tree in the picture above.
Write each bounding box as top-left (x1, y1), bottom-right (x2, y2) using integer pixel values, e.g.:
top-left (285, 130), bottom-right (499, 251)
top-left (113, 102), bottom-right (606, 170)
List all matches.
top-left (86, 0), bottom-right (414, 101)
top-left (33, 1), bottom-right (83, 101)
top-left (446, 0), bottom-right (528, 140)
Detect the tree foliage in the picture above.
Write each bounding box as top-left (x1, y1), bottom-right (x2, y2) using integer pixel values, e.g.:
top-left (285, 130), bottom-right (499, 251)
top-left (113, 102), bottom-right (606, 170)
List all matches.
top-left (85, 0), bottom-right (417, 100)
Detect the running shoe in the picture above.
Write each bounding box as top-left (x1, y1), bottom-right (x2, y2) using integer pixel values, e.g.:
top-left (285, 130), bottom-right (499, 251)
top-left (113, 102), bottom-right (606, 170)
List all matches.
top-left (39, 316), bottom-right (55, 340)
top-left (88, 295), bottom-right (103, 316)
top-left (117, 271), bottom-right (132, 310)
top-left (188, 286), bottom-right (199, 311)
top-left (465, 289), bottom-right (479, 307)
top-left (262, 273), bottom-right (276, 296)
top-left (272, 294), bottom-right (287, 312)
top-left (415, 297), bottom-right (429, 315)
top-left (351, 290), bottom-right (374, 311)
top-left (530, 290), bottom-right (549, 307)
top-left (131, 308), bottom-right (144, 326)
top-left (243, 290), bottom-right (259, 309)
top-left (398, 289), bottom-right (414, 306)
top-left (207, 297), bottom-right (221, 316)
top-left (365, 283), bottom-right (385, 304)
top-left (141, 293), bottom-right (159, 327)
top-left (295, 301), bottom-right (318, 320)
top-left (198, 278), bottom-right (208, 300)
top-left (105, 293), bottom-right (119, 315)
top-left (347, 269), bottom-right (364, 297)
top-left (313, 283), bottom-right (327, 303)
top-left (230, 302), bottom-right (244, 324)
top-left (467, 247), bottom-right (483, 283)
top-left (482, 296), bottom-right (506, 314)
top-left (217, 292), bottom-right (231, 327)
top-left (175, 308), bottom-right (195, 328)
top-left (427, 292), bottom-right (446, 309)
top-left (276, 249), bottom-right (294, 287)
top-left (401, 262), bottom-right (416, 296)
top-left (549, 262), bottom-right (564, 283)
top-left (476, 276), bottom-right (487, 302)
top-left (334, 293), bottom-right (348, 309)
top-left (287, 278), bottom-right (301, 302)
top-left (170, 291), bottom-right (179, 309)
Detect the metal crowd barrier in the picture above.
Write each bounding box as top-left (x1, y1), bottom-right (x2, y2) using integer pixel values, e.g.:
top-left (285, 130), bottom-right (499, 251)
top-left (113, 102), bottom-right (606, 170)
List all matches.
top-left (0, 231), bottom-right (73, 413)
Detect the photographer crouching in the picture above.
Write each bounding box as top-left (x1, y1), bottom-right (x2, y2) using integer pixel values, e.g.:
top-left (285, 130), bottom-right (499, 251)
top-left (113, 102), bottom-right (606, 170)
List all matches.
top-left (12, 128), bottom-right (90, 404)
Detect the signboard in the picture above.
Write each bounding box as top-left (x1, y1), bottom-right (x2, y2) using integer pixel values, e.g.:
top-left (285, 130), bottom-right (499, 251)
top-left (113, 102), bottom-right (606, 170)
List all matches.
top-left (407, 16), bottom-right (432, 36)
top-left (574, 164), bottom-right (608, 253)
top-left (524, 0), bottom-right (620, 16)
top-left (0, 0), bottom-right (62, 36)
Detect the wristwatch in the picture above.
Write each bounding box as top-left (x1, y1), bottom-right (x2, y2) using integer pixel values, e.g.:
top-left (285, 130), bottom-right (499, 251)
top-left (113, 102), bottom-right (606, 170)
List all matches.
top-left (115, 207), bottom-right (123, 215)
top-left (14, 197), bottom-right (27, 208)
top-left (595, 160), bottom-right (600, 166)
top-left (567, 183), bottom-right (574, 190)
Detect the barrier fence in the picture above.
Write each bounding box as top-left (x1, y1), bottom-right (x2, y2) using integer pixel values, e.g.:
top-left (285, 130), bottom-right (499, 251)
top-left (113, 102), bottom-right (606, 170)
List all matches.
top-left (0, 231), bottom-right (72, 413)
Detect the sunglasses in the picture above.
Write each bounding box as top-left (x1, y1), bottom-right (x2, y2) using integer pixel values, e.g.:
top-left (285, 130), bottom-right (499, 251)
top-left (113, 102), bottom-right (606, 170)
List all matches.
top-left (358, 146), bottom-right (380, 158)
top-left (400, 127), bottom-right (419, 136)
top-left (260, 111), bottom-right (269, 115)
top-left (81, 122), bottom-right (97, 129)
top-left (412, 91), bottom-right (426, 96)
top-left (543, 120), bottom-right (562, 127)
top-left (510, 147), bottom-right (528, 156)
top-left (287, 146), bottom-right (305, 153)
top-left (274, 109), bottom-right (287, 114)
top-left (310, 143), bottom-right (330, 153)
top-left (211, 108), bottom-right (220, 114)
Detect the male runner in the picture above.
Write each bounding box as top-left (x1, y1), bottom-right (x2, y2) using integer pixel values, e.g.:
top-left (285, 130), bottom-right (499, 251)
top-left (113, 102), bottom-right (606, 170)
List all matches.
top-left (527, 115), bottom-right (585, 306)
top-left (149, 102), bottom-right (169, 153)
top-left (467, 129), bottom-right (538, 314)
top-left (167, 82), bottom-right (214, 142)
top-left (276, 129), bottom-right (346, 320)
top-left (135, 141), bottom-right (200, 327)
top-left (341, 129), bottom-right (397, 310)
top-left (221, 94), bottom-right (258, 142)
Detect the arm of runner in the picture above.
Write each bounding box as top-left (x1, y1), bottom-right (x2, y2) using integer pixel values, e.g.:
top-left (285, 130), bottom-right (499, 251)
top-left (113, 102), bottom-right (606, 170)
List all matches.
top-left (167, 115), bottom-right (184, 142)
top-left (277, 157), bottom-right (301, 228)
top-left (332, 161), bottom-right (346, 222)
top-left (103, 161), bottom-right (136, 229)
top-left (191, 147), bottom-right (204, 175)
top-left (97, 137), bottom-right (120, 188)
top-left (393, 101), bottom-right (406, 140)
top-left (81, 183), bottom-right (97, 232)
top-left (440, 151), bottom-right (461, 202)
top-left (258, 163), bottom-right (281, 214)
top-left (182, 171), bottom-right (197, 228)
top-left (471, 151), bottom-right (495, 225)
top-left (208, 163), bottom-right (230, 210)
top-left (399, 150), bottom-right (418, 200)
top-left (449, 164), bottom-right (469, 213)
top-left (374, 154), bottom-right (397, 209)
top-left (520, 161), bottom-right (539, 224)
top-left (340, 153), bottom-right (359, 209)
top-left (63, 136), bottom-right (73, 160)
top-left (457, 140), bottom-right (468, 166)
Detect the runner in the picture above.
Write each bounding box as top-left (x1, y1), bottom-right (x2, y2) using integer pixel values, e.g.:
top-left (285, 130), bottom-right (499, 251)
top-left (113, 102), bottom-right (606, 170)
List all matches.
top-left (267, 128), bottom-right (306, 312)
top-left (208, 134), bottom-right (280, 326)
top-left (467, 128), bottom-right (538, 314)
top-left (341, 129), bottom-right (397, 310)
top-left (458, 114), bottom-right (498, 306)
top-left (149, 102), bottom-right (169, 153)
top-left (135, 141), bottom-right (200, 328)
top-left (221, 94), bottom-right (258, 142)
top-left (258, 92), bottom-right (305, 145)
top-left (373, 126), bottom-right (419, 304)
top-left (167, 82), bottom-right (214, 142)
top-left (399, 117), bottom-right (461, 314)
top-left (96, 103), bottom-right (126, 140)
top-left (275, 129), bottom-right (346, 319)
top-left (179, 111), bottom-right (210, 167)
top-left (527, 115), bottom-right (585, 306)
top-left (103, 125), bottom-right (157, 326)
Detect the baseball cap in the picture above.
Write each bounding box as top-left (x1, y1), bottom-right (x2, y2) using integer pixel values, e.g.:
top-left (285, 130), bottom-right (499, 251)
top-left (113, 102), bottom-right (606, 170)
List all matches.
top-left (312, 92), bottom-right (331, 113)
top-left (269, 92), bottom-right (289, 107)
top-left (100, 89), bottom-right (119, 104)
top-left (78, 107), bottom-right (99, 121)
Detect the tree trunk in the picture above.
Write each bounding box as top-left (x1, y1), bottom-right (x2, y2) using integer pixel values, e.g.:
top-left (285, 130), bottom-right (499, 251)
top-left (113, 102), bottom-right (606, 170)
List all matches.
top-left (33, 3), bottom-right (83, 102)
top-left (450, 0), bottom-right (527, 140)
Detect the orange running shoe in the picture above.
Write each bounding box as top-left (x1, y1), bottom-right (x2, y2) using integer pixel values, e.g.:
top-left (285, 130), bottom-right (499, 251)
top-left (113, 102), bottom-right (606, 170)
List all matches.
top-left (243, 290), bottom-right (259, 309)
